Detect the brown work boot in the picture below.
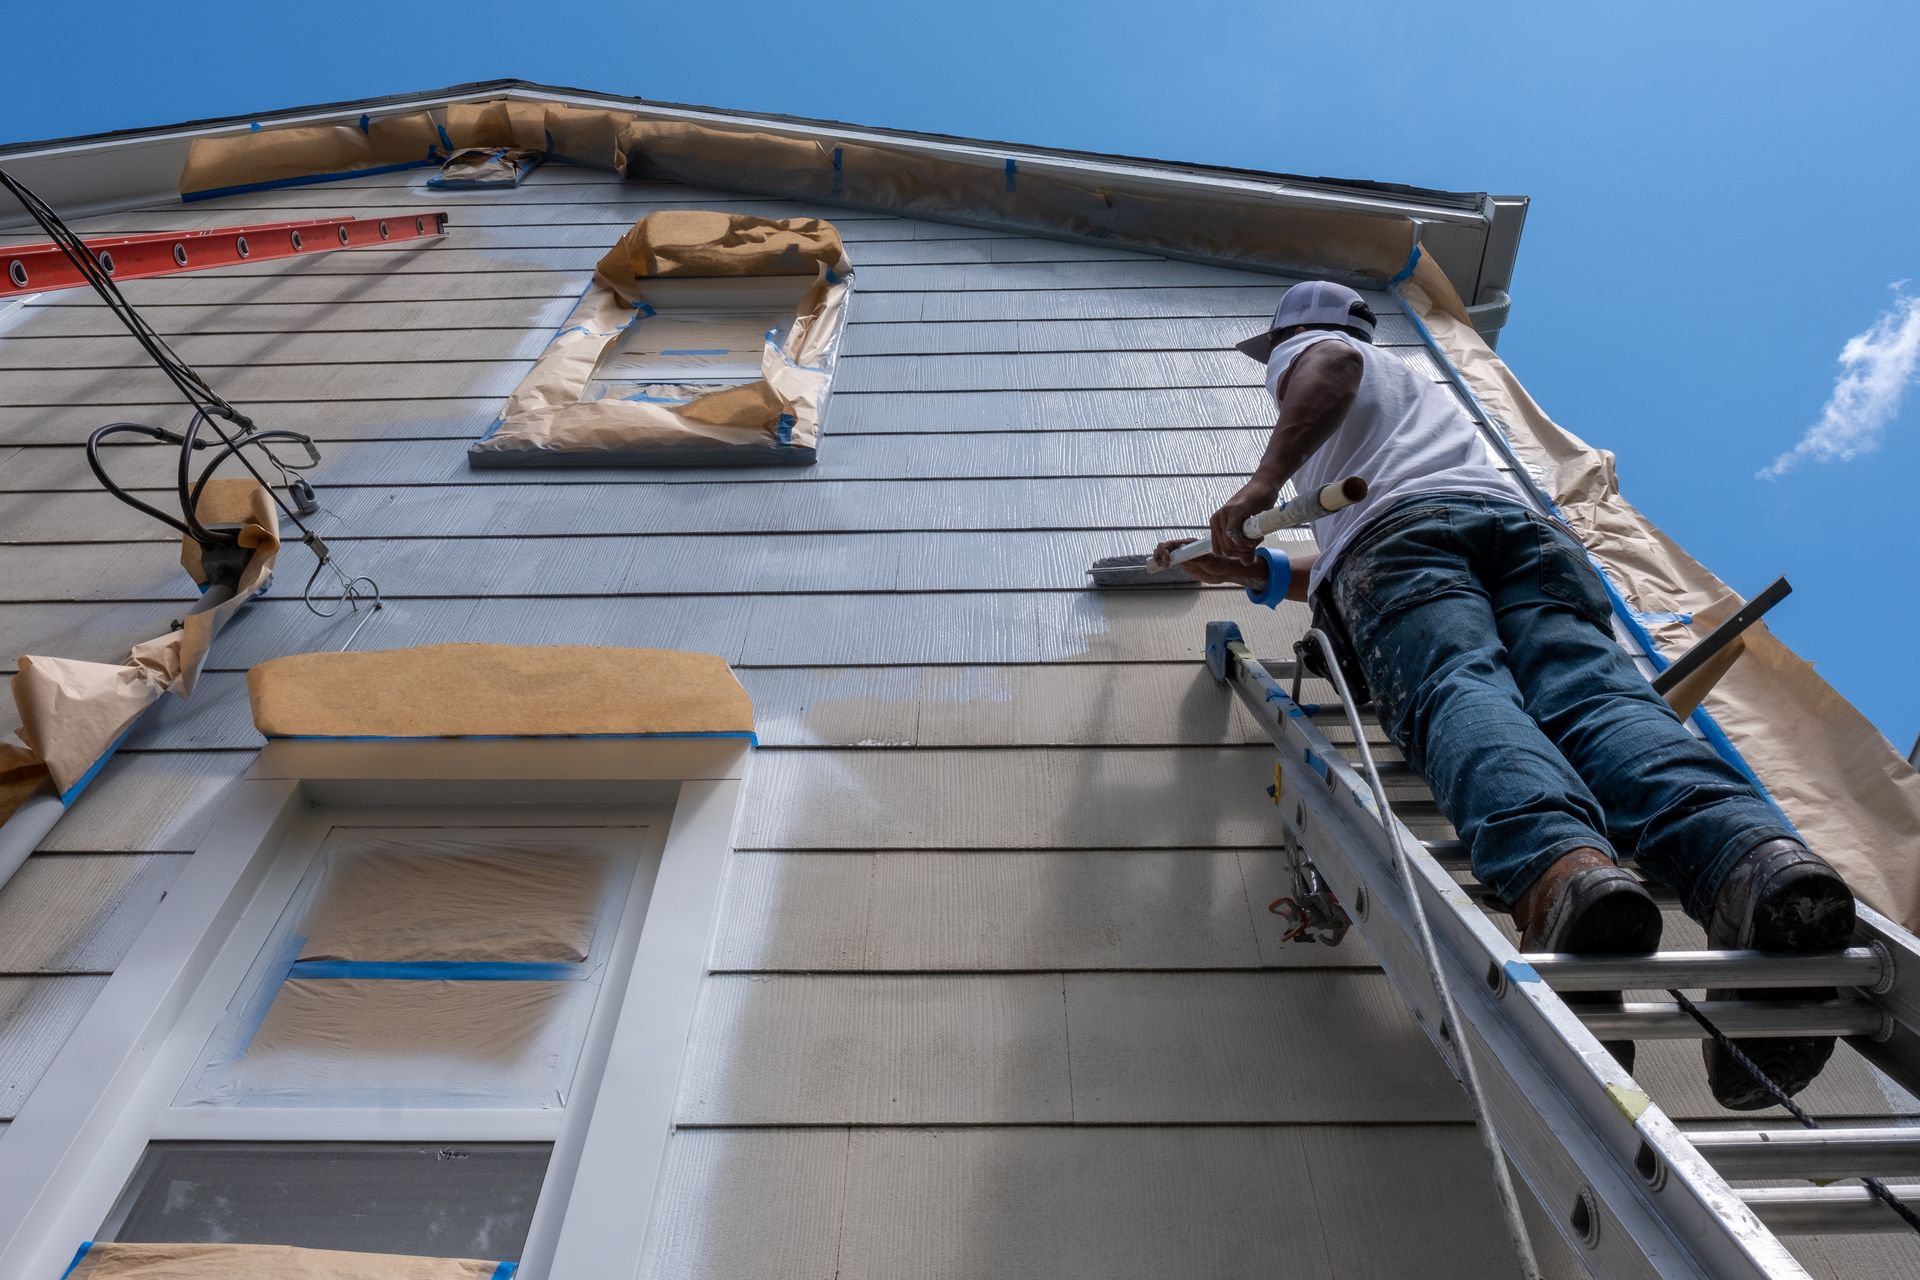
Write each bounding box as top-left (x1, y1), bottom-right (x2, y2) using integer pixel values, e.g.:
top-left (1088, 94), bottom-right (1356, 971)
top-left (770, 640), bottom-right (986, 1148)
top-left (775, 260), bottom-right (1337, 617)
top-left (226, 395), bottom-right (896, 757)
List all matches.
top-left (1702, 838), bottom-right (1856, 1110)
top-left (1513, 848), bottom-right (1663, 1072)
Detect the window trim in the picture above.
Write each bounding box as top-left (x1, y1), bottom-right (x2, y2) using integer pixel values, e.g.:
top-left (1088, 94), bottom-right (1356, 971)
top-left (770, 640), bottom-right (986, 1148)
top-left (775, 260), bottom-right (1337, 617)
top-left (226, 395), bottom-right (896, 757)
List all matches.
top-left (0, 738), bottom-right (749, 1280)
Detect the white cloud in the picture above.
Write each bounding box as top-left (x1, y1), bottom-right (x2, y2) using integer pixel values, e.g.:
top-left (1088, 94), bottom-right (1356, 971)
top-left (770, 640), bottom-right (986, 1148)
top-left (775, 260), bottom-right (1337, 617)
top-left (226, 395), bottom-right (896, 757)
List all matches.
top-left (1760, 283), bottom-right (1920, 479)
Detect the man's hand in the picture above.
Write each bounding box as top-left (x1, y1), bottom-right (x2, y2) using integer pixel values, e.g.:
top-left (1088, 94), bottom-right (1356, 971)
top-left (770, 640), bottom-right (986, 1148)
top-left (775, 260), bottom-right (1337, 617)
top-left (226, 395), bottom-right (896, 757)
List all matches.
top-left (1151, 538), bottom-right (1270, 589)
top-left (1209, 479), bottom-right (1280, 562)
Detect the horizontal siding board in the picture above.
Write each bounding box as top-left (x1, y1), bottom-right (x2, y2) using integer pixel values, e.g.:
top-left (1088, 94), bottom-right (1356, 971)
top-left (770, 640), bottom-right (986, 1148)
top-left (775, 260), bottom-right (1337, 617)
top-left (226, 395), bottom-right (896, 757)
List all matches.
top-left (1, 428), bottom-right (1274, 492)
top-left (0, 359), bottom-right (532, 407)
top-left (0, 399), bottom-right (510, 446)
top-left (0, 591), bottom-right (1305, 672)
top-left (36, 751), bottom-right (252, 853)
top-left (711, 850), bottom-right (1321, 973)
top-left (737, 748), bottom-right (1288, 851)
top-left (843, 313), bottom-right (1422, 355)
top-left (0, 976), bottom-right (108, 1117)
top-left (851, 283), bottom-right (1394, 322)
top-left (3, 299), bottom-right (582, 340)
top-left (0, 475), bottom-right (1268, 543)
top-left (1063, 971), bottom-right (1467, 1123)
top-left (833, 1126), bottom-right (1585, 1280)
top-left (0, 666), bottom-right (1282, 754)
top-left (43, 270), bottom-right (597, 308)
top-left (0, 327), bottom-right (558, 370)
top-left (0, 386), bottom-right (1296, 446)
top-left (12, 425), bottom-right (1281, 490)
top-left (677, 974), bottom-right (1073, 1124)
top-left (0, 853), bottom-right (186, 974)
top-left (635, 1129), bottom-right (848, 1280)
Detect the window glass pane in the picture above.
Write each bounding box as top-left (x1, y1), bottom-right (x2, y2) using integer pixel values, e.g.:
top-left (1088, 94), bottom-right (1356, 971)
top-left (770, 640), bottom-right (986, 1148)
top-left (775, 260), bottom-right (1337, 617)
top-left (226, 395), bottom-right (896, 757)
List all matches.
top-left (101, 1143), bottom-right (550, 1260)
top-left (299, 837), bottom-right (614, 963)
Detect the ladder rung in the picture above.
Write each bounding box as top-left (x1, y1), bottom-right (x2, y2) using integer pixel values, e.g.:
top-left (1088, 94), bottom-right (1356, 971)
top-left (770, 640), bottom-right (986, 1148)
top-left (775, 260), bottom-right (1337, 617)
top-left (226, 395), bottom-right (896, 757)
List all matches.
top-left (1459, 878), bottom-right (1682, 909)
top-left (1692, 1128), bottom-right (1920, 1180)
top-left (1524, 948), bottom-right (1889, 992)
top-left (1741, 1182), bottom-right (1920, 1235)
top-left (1579, 999), bottom-right (1889, 1041)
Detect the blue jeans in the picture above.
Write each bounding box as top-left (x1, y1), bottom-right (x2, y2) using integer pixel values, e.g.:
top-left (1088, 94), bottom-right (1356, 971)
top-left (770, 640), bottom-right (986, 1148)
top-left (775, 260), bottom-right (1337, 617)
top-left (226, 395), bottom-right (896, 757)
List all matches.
top-left (1328, 494), bottom-right (1793, 919)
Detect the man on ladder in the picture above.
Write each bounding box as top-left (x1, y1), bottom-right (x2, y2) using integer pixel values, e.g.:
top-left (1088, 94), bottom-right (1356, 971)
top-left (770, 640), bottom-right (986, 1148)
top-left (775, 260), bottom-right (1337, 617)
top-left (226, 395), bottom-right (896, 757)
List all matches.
top-left (1153, 281), bottom-right (1856, 1108)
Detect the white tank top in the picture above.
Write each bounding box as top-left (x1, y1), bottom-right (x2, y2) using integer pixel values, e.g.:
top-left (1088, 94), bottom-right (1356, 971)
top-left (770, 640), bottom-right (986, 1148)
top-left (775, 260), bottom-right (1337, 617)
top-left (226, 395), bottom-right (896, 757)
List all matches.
top-left (1267, 330), bottom-right (1528, 594)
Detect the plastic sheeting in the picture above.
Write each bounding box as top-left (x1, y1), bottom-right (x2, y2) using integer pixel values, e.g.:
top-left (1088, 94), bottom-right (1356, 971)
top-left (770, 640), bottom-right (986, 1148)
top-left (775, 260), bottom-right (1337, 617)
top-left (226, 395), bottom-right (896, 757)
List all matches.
top-left (197, 979), bottom-right (587, 1106)
top-left (470, 211), bottom-right (852, 467)
top-left (176, 829), bottom-right (625, 1109)
top-left (297, 838), bottom-right (612, 964)
top-left (6, 480), bottom-right (278, 813)
top-left (66, 1242), bottom-right (510, 1279)
top-left (246, 643), bottom-right (755, 738)
top-left (1397, 252), bottom-right (1920, 932)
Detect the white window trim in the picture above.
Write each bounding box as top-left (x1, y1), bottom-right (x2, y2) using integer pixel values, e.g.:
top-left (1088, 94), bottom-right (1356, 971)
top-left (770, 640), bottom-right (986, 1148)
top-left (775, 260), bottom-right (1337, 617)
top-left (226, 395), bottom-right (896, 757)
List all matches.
top-left (0, 737), bottom-right (749, 1280)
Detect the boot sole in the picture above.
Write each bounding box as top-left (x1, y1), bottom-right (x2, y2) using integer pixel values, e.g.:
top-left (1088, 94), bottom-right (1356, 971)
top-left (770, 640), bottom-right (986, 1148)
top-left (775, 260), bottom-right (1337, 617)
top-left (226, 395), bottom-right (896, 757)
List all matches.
top-left (1705, 866), bottom-right (1856, 1110)
top-left (1533, 873), bottom-right (1662, 1075)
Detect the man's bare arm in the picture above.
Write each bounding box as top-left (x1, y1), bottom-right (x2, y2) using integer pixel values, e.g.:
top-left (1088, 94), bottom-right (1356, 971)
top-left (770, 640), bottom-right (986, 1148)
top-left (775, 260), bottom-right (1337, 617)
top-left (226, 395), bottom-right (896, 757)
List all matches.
top-left (1208, 339), bottom-right (1363, 562)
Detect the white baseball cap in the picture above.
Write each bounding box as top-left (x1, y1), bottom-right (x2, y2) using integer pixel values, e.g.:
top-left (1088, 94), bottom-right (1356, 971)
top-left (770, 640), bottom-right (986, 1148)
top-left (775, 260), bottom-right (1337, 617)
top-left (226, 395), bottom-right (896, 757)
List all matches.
top-left (1234, 280), bottom-right (1376, 362)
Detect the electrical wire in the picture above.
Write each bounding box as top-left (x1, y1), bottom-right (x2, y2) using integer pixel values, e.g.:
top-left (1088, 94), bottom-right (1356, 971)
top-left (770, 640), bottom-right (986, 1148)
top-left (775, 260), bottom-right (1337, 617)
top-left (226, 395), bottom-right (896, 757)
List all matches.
top-left (1, 166), bottom-right (381, 623)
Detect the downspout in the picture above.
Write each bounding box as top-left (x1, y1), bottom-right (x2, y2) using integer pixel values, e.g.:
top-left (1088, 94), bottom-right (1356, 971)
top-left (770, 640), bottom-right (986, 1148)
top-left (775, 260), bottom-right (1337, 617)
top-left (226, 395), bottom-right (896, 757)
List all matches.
top-left (0, 582), bottom-right (237, 893)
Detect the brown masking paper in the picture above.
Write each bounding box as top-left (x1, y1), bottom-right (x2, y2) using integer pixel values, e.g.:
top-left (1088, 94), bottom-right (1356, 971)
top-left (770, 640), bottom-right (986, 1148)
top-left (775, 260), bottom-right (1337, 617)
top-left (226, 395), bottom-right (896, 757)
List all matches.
top-left (1401, 251), bottom-right (1920, 931)
top-left (614, 117), bottom-right (1418, 282)
top-left (471, 211), bottom-right (852, 467)
top-left (247, 643), bottom-right (754, 739)
top-left (298, 837), bottom-right (613, 964)
top-left (68, 1242), bottom-right (504, 1280)
top-left (10, 481), bottom-right (279, 798)
top-left (179, 112), bottom-right (443, 197)
top-left (430, 147), bottom-right (543, 189)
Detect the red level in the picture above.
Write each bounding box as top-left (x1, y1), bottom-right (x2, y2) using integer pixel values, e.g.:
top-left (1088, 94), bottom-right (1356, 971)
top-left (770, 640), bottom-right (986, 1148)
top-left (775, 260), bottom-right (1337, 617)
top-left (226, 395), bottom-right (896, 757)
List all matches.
top-left (1, 212), bottom-right (449, 296)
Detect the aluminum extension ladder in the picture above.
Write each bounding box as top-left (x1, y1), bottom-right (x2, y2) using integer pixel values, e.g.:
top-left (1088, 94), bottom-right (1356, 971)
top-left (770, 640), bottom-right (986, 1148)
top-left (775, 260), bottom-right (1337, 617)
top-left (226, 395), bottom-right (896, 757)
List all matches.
top-left (1206, 619), bottom-right (1920, 1279)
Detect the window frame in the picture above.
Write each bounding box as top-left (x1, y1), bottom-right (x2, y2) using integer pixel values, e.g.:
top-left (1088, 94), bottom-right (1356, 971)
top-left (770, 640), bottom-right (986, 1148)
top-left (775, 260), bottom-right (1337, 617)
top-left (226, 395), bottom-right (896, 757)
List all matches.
top-left (0, 738), bottom-right (749, 1280)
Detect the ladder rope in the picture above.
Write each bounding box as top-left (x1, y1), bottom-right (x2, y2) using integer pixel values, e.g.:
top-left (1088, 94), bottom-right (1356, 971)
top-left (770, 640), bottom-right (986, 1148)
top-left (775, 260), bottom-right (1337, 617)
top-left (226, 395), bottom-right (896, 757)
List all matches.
top-left (1301, 630), bottom-right (1545, 1280)
top-left (1668, 990), bottom-right (1920, 1235)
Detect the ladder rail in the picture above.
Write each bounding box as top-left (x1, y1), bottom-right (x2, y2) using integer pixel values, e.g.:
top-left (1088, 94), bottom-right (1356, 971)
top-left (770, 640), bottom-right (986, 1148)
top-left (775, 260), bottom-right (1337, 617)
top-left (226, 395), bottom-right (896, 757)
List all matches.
top-left (1212, 624), bottom-right (1810, 1279)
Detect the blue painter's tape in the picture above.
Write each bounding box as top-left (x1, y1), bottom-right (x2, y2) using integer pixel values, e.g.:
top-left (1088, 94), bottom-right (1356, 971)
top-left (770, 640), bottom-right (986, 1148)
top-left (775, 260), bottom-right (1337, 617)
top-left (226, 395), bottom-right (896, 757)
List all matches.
top-left (1630, 609), bottom-right (1693, 626)
top-left (479, 416), bottom-right (506, 441)
top-left (636, 302), bottom-right (657, 317)
top-left (621, 391), bottom-right (693, 406)
top-left (288, 960), bottom-right (581, 981)
top-left (1390, 244), bottom-right (1422, 284)
top-left (831, 147), bottom-right (844, 199)
top-left (357, 114), bottom-right (371, 134)
top-left (1303, 749), bottom-right (1329, 781)
top-left (277, 729), bottom-right (760, 745)
top-left (248, 122), bottom-right (262, 132)
top-left (824, 266), bottom-right (839, 285)
top-left (659, 348), bottom-right (730, 357)
top-left (1004, 158), bottom-right (1017, 192)
top-left (61, 1241), bottom-right (93, 1279)
top-left (777, 414), bottom-right (796, 446)
top-left (1504, 959), bottom-right (1542, 984)
top-left (182, 158), bottom-right (436, 202)
top-left (491, 1263), bottom-right (519, 1280)
top-left (437, 123), bottom-right (455, 153)
top-left (59, 718), bottom-right (148, 806)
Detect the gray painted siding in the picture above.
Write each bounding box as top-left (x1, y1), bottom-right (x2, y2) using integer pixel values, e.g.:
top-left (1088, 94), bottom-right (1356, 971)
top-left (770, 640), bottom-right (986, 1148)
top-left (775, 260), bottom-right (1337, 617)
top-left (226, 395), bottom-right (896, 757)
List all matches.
top-left (0, 165), bottom-right (1911, 1278)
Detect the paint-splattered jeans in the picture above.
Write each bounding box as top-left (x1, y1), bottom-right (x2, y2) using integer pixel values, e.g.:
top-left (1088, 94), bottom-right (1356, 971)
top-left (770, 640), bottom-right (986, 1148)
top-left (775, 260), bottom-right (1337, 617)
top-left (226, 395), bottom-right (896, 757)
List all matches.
top-left (1329, 494), bottom-right (1794, 918)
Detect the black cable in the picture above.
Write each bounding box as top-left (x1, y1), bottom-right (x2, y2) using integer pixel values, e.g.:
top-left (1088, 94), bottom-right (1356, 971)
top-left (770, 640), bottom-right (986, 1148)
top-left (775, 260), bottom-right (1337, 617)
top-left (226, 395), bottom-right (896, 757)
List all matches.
top-left (3, 166), bottom-right (379, 621)
top-left (1669, 989), bottom-right (1920, 1235)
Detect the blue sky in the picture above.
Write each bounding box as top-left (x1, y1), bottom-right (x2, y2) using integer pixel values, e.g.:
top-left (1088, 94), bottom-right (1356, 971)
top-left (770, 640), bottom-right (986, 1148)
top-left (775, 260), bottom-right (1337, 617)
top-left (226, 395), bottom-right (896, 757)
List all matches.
top-left (7, 2), bottom-right (1918, 751)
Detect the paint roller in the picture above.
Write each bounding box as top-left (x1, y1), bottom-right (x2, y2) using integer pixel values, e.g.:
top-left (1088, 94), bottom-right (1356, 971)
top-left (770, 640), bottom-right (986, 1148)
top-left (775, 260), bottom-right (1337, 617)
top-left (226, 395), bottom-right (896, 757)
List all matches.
top-left (1086, 476), bottom-right (1367, 588)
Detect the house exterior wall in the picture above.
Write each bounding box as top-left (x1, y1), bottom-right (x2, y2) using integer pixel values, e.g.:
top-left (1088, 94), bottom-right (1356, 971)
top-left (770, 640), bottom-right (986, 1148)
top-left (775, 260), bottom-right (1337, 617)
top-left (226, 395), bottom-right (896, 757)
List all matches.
top-left (0, 165), bottom-right (1914, 1276)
